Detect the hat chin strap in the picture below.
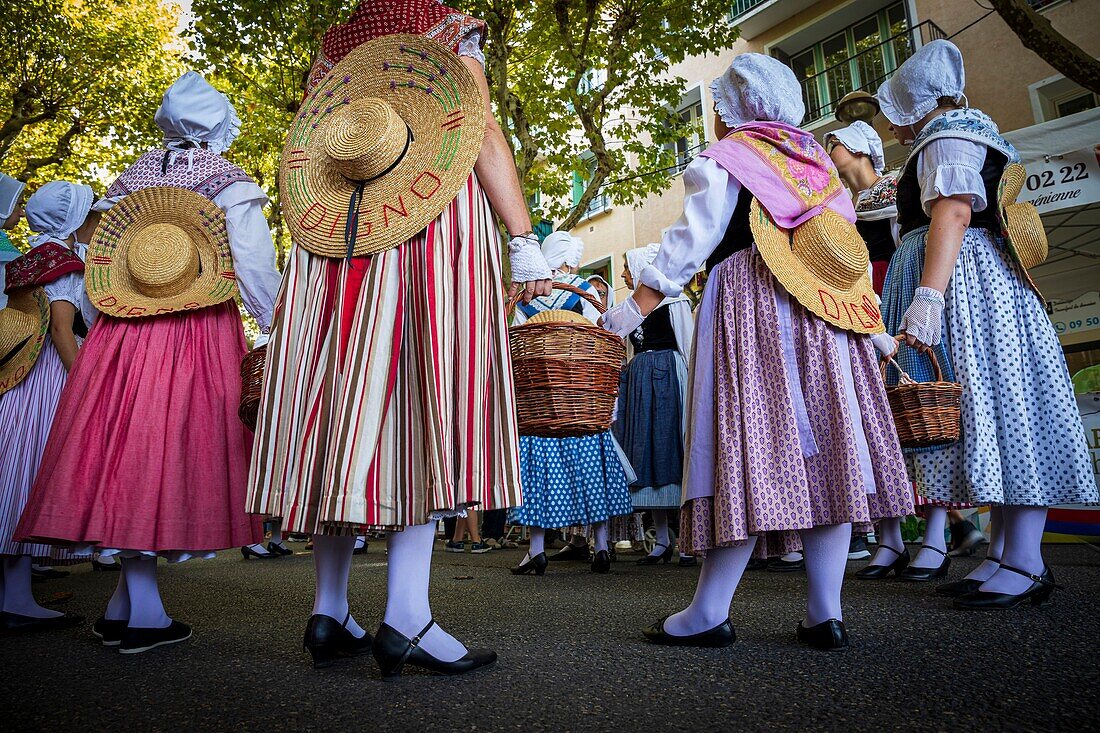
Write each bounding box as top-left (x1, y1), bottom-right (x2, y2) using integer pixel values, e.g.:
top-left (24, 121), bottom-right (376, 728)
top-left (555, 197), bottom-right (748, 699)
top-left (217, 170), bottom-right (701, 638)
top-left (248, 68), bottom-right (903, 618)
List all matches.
top-left (342, 124), bottom-right (414, 260)
top-left (0, 335), bottom-right (32, 369)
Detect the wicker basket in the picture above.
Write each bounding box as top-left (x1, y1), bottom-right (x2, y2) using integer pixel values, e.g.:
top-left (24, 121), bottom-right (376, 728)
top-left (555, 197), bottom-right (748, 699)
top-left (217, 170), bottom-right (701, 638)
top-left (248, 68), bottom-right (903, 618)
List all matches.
top-left (509, 282), bottom-right (626, 437)
top-left (881, 338), bottom-right (962, 449)
top-left (239, 345), bottom-right (267, 431)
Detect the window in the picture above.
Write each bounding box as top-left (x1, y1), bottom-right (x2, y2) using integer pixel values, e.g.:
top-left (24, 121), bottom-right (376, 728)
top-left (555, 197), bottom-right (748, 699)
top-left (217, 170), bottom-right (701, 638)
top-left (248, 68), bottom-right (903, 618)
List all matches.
top-left (1031, 76), bottom-right (1100, 122)
top-left (572, 156), bottom-right (610, 219)
top-left (788, 2), bottom-right (913, 124)
top-left (1056, 91), bottom-right (1098, 119)
top-left (728, 0), bottom-right (769, 22)
top-left (664, 93), bottom-right (705, 174)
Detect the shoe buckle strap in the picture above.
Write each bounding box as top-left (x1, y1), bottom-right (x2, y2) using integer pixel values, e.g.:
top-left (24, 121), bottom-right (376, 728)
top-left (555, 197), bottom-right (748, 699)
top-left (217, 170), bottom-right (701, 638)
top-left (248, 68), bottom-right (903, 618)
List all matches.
top-left (998, 563), bottom-right (1063, 590)
top-left (920, 544), bottom-right (948, 558)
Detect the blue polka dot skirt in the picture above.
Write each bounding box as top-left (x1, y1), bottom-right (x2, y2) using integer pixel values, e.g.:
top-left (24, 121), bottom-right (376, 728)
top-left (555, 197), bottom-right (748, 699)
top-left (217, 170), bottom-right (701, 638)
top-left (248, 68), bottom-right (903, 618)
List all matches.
top-left (881, 226), bottom-right (1097, 506)
top-left (509, 432), bottom-right (634, 529)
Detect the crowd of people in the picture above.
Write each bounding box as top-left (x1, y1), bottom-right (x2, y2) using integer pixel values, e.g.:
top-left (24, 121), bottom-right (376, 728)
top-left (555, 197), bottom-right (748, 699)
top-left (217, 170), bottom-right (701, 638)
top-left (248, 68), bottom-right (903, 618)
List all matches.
top-left (0, 0), bottom-right (1094, 678)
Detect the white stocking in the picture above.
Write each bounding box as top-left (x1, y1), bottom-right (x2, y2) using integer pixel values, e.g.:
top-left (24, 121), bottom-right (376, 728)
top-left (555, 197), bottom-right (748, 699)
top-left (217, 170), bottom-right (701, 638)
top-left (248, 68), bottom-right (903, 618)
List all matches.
top-left (650, 510), bottom-right (671, 556)
top-left (867, 516), bottom-right (904, 566)
top-left (592, 522), bottom-right (609, 553)
top-left (912, 507), bottom-right (949, 568)
top-left (384, 522), bottom-right (467, 662)
top-left (1, 555), bottom-right (61, 619)
top-left (311, 534), bottom-right (365, 638)
top-left (105, 568), bottom-right (130, 622)
top-left (662, 539), bottom-right (756, 636)
top-left (800, 524), bottom-right (850, 626)
top-left (964, 505), bottom-right (1004, 582)
top-left (980, 506), bottom-right (1047, 595)
top-left (120, 555), bottom-right (170, 629)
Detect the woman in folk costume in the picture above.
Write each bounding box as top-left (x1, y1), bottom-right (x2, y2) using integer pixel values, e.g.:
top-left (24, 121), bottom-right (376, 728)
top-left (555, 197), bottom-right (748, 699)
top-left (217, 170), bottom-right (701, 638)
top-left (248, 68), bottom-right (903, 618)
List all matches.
top-left (15, 72), bottom-right (281, 654)
top-left (601, 54), bottom-right (912, 650)
top-left (615, 244), bottom-right (696, 567)
top-left (0, 179), bottom-right (86, 634)
top-left (509, 231), bottom-right (634, 576)
top-left (247, 1), bottom-right (552, 678)
top-left (876, 40), bottom-right (1095, 607)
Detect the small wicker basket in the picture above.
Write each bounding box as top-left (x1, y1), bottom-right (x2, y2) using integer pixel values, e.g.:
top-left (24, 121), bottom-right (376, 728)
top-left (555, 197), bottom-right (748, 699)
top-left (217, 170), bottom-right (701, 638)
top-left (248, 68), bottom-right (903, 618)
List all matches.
top-left (239, 345), bottom-right (267, 431)
top-left (881, 337), bottom-right (962, 449)
top-left (509, 282), bottom-right (626, 438)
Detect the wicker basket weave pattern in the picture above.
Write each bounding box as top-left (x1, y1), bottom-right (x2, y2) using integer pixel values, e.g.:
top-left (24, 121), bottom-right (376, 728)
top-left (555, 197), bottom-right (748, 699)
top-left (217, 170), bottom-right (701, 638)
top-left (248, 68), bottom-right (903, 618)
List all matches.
top-left (882, 338), bottom-right (962, 449)
top-left (509, 282), bottom-right (626, 438)
top-left (239, 345), bottom-right (267, 431)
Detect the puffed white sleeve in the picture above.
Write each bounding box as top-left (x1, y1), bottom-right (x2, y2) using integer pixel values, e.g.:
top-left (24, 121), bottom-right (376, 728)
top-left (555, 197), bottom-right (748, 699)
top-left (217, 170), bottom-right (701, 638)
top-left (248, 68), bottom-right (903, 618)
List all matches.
top-left (42, 272), bottom-right (83, 306)
top-left (213, 181), bottom-right (283, 333)
top-left (915, 138), bottom-right (989, 216)
top-left (457, 30), bottom-right (485, 66)
top-left (638, 157), bottom-right (740, 297)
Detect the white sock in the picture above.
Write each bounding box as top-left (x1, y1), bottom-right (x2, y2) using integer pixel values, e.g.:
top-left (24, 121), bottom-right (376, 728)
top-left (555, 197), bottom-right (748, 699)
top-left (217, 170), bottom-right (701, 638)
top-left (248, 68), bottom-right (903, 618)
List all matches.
top-left (354, 536), bottom-right (367, 551)
top-left (311, 534), bottom-right (365, 638)
top-left (592, 522), bottom-right (609, 553)
top-left (780, 552), bottom-right (803, 562)
top-left (650, 511), bottom-right (671, 556)
top-left (105, 569), bottom-right (130, 621)
top-left (527, 528), bottom-right (546, 559)
top-left (1, 555), bottom-right (62, 619)
top-left (120, 555), bottom-right (170, 629)
top-left (96, 553), bottom-right (117, 566)
top-left (384, 522), bottom-right (467, 662)
top-left (868, 517), bottom-right (904, 566)
top-left (246, 542), bottom-right (273, 555)
top-left (980, 506), bottom-right (1048, 595)
top-left (800, 524), bottom-right (850, 626)
top-left (662, 539), bottom-right (756, 636)
top-left (965, 506), bottom-right (1004, 582)
top-left (912, 507), bottom-right (949, 568)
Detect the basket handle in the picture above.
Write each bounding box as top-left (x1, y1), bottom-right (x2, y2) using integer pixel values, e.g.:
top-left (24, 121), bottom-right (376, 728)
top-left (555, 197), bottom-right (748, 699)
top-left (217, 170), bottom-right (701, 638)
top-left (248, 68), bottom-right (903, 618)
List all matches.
top-left (879, 335), bottom-right (945, 385)
top-left (506, 281), bottom-right (608, 319)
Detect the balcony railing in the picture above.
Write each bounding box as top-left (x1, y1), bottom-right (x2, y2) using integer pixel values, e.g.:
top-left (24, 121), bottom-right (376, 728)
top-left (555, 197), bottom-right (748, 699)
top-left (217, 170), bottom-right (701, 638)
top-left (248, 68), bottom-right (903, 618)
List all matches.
top-left (800, 19), bottom-right (947, 124)
top-left (728, 0), bottom-right (769, 22)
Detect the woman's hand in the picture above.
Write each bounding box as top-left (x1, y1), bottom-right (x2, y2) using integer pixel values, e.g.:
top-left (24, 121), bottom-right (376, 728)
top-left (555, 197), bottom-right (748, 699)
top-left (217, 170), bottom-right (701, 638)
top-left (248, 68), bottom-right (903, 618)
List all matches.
top-left (900, 286), bottom-right (945, 349)
top-left (599, 284), bottom-right (664, 337)
top-left (507, 234), bottom-right (552, 303)
top-left (871, 332), bottom-right (900, 359)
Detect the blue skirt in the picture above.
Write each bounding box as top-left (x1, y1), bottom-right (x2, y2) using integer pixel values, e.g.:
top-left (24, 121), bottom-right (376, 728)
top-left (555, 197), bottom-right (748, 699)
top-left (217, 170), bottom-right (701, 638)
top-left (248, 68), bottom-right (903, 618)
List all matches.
top-left (613, 349), bottom-right (684, 507)
top-left (509, 432), bottom-right (633, 529)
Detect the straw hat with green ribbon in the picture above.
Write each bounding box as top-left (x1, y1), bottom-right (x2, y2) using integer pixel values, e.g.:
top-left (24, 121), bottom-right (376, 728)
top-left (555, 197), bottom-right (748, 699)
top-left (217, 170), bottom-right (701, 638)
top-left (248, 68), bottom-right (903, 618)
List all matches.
top-left (280, 33), bottom-right (487, 259)
top-left (0, 288), bottom-right (49, 396)
top-left (750, 198), bottom-right (884, 335)
top-left (86, 186), bottom-right (238, 318)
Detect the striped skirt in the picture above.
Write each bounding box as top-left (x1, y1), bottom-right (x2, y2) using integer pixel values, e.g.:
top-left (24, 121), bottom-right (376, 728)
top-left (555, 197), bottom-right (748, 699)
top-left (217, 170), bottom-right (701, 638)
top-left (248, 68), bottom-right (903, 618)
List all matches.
top-left (247, 175), bottom-right (522, 533)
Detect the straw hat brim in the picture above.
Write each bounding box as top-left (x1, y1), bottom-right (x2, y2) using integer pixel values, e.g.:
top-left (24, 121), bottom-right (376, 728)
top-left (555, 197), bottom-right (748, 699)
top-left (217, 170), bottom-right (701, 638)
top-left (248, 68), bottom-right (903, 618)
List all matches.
top-left (750, 199), bottom-right (884, 335)
top-left (281, 34), bottom-right (487, 259)
top-left (997, 163), bottom-right (1048, 272)
top-left (86, 186), bottom-right (237, 318)
top-left (0, 288), bottom-right (49, 397)
top-left (526, 310), bottom-right (591, 326)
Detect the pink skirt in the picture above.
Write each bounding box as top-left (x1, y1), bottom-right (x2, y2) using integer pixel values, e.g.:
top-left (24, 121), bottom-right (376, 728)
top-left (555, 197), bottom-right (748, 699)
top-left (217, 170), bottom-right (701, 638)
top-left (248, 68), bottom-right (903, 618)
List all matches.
top-left (15, 301), bottom-right (261, 552)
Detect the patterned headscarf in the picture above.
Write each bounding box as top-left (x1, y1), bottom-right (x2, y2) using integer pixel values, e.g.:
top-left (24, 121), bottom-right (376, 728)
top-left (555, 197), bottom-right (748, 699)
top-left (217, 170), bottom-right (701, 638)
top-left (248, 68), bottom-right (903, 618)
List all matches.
top-left (711, 53), bottom-right (805, 129)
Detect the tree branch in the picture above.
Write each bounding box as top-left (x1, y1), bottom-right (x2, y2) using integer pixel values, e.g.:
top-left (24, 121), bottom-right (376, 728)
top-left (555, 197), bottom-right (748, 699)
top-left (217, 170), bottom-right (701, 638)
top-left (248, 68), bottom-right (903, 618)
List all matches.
top-left (988, 0), bottom-right (1100, 95)
top-left (18, 117), bottom-right (83, 180)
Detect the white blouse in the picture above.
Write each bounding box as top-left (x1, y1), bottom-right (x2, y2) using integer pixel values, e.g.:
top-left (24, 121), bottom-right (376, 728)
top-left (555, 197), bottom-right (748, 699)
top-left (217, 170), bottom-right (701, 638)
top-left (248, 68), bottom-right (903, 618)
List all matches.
top-left (915, 138), bottom-right (989, 216)
top-left (458, 30), bottom-right (485, 65)
top-left (639, 157), bottom-right (741, 297)
top-left (44, 269), bottom-right (98, 330)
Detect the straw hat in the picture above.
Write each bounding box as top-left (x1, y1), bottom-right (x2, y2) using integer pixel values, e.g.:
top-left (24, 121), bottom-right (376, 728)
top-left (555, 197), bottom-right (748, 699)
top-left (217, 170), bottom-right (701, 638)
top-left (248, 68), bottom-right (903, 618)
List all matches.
top-left (281, 34), bottom-right (487, 259)
top-left (835, 91), bottom-right (880, 125)
top-left (86, 186), bottom-right (238, 318)
top-left (0, 288), bottom-right (49, 396)
top-left (527, 310), bottom-right (590, 326)
top-left (750, 198), bottom-right (884, 334)
top-left (998, 163), bottom-right (1048, 271)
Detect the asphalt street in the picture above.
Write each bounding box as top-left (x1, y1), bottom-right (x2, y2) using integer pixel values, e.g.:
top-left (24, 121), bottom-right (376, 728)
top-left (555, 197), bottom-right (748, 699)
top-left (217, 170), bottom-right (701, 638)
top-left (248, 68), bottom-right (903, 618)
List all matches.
top-left (3, 540), bottom-right (1098, 732)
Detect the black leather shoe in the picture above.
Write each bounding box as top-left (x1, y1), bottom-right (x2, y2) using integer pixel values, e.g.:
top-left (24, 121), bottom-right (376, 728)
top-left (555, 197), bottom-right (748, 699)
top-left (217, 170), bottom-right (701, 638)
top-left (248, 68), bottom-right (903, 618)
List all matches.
top-left (746, 558), bottom-right (770, 571)
top-left (510, 552), bottom-right (548, 576)
top-left (954, 564), bottom-right (1061, 610)
top-left (31, 567), bottom-right (70, 581)
top-left (119, 620), bottom-right (192, 654)
top-left (854, 546), bottom-right (910, 579)
top-left (642, 616), bottom-right (735, 648)
top-left (678, 555), bottom-right (698, 567)
top-left (591, 549), bottom-right (611, 574)
top-left (636, 543), bottom-right (674, 566)
top-left (548, 543), bottom-right (589, 562)
top-left (91, 616), bottom-right (128, 647)
top-left (92, 558), bottom-right (122, 572)
top-left (0, 611), bottom-right (84, 636)
top-left (240, 544), bottom-right (279, 560)
top-left (898, 546), bottom-right (950, 581)
top-left (936, 555), bottom-right (999, 597)
top-left (372, 620), bottom-right (496, 679)
top-left (303, 612), bottom-right (373, 669)
top-left (268, 541), bottom-right (294, 556)
top-left (796, 619), bottom-right (849, 651)
top-left (768, 556), bottom-right (804, 573)
top-left (352, 540), bottom-right (369, 556)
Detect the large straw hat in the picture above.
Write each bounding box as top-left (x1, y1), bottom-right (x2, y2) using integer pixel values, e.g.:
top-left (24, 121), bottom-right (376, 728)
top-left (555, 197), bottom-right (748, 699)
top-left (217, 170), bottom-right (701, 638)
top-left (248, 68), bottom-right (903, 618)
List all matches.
top-left (998, 163), bottom-right (1048, 272)
top-left (750, 198), bottom-right (884, 334)
top-left (281, 34), bottom-right (486, 259)
top-left (0, 288), bottom-right (49, 396)
top-left (86, 186), bottom-right (238, 318)
top-left (835, 91), bottom-right (880, 125)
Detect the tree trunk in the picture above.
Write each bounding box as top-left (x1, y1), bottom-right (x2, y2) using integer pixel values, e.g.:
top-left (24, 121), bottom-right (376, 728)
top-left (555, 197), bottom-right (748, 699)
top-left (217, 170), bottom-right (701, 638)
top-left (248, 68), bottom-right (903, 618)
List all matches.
top-left (988, 0), bottom-right (1100, 95)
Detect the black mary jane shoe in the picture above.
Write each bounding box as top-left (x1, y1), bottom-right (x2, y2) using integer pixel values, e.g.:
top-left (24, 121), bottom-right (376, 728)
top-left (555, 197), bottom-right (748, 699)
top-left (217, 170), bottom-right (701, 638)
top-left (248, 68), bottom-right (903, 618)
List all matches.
top-left (796, 619), bottom-right (849, 651)
top-left (372, 619), bottom-right (497, 680)
top-left (303, 612), bottom-right (373, 669)
top-left (0, 610), bottom-right (84, 636)
top-left (548, 543), bottom-right (589, 562)
top-left (678, 555), bottom-right (698, 567)
top-left (636, 543), bottom-right (674, 566)
top-left (953, 563), bottom-right (1062, 610)
top-left (854, 546), bottom-right (910, 580)
top-left (352, 541), bottom-right (370, 556)
top-left (591, 549), bottom-right (611, 574)
top-left (91, 616), bottom-right (128, 647)
top-left (119, 620), bottom-right (192, 654)
top-left (642, 616), bottom-right (735, 648)
top-left (510, 552), bottom-right (548, 576)
top-left (936, 555), bottom-right (999, 597)
top-left (241, 544), bottom-right (279, 560)
top-left (268, 541), bottom-right (294, 556)
top-left (92, 558), bottom-right (122, 572)
top-left (898, 546), bottom-right (950, 582)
